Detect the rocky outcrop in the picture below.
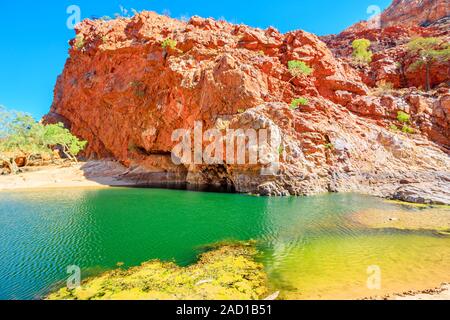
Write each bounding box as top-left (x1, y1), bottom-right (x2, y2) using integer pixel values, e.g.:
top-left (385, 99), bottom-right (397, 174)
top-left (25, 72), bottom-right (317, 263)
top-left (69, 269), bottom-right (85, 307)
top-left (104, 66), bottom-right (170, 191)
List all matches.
top-left (381, 0), bottom-right (449, 28)
top-left (321, 1), bottom-right (449, 151)
top-left (45, 10), bottom-right (450, 203)
top-left (322, 0), bottom-right (449, 92)
top-left (392, 182), bottom-right (450, 205)
top-left (338, 0), bottom-right (449, 33)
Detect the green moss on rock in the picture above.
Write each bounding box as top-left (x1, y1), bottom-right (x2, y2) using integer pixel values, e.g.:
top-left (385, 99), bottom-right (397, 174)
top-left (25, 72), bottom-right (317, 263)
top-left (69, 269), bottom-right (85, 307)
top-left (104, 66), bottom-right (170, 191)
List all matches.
top-left (47, 243), bottom-right (269, 300)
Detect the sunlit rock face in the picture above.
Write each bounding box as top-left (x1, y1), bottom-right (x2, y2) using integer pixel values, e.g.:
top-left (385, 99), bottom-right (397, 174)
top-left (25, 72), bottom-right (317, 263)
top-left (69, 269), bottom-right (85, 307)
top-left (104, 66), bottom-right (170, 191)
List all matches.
top-left (381, 0), bottom-right (449, 28)
top-left (45, 8), bottom-right (450, 202)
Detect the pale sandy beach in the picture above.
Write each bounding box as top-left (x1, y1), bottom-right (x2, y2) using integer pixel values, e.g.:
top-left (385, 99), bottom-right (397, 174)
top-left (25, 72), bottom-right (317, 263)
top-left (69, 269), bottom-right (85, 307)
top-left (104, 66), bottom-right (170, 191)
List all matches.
top-left (350, 207), bottom-right (450, 232)
top-left (0, 161), bottom-right (132, 191)
top-left (351, 207), bottom-right (450, 300)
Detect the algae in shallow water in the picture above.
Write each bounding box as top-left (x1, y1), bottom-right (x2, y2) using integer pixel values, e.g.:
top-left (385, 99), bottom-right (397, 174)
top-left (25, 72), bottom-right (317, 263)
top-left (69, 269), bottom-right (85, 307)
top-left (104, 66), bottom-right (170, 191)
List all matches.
top-left (47, 243), bottom-right (269, 300)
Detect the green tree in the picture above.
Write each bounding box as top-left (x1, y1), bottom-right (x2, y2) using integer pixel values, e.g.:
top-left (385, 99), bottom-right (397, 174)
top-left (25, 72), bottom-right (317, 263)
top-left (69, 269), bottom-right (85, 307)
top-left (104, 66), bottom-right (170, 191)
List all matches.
top-left (407, 37), bottom-right (450, 91)
top-left (281, 61), bottom-right (313, 100)
top-left (352, 39), bottom-right (373, 65)
top-left (43, 123), bottom-right (87, 163)
top-left (161, 38), bottom-right (177, 50)
top-left (0, 108), bottom-right (44, 173)
top-left (0, 107), bottom-right (21, 174)
top-left (288, 60), bottom-right (313, 77)
top-left (0, 106), bottom-right (87, 174)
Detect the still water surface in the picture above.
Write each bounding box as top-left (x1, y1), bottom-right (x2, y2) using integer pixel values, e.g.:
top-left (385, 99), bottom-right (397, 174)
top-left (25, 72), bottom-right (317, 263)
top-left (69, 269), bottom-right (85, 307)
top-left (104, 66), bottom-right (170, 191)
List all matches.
top-left (1, 188), bottom-right (449, 300)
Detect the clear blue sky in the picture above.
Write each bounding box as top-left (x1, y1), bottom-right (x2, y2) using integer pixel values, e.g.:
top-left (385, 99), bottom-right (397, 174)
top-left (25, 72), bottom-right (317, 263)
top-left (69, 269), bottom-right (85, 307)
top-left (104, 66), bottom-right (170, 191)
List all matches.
top-left (0, 0), bottom-right (391, 119)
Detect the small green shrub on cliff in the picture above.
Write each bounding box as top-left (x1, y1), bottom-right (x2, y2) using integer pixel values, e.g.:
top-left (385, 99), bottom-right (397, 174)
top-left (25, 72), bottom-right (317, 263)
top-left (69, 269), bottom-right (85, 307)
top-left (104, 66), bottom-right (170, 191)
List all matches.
top-left (288, 60), bottom-right (313, 77)
top-left (397, 111), bottom-right (410, 124)
top-left (352, 39), bottom-right (373, 65)
top-left (281, 61), bottom-right (313, 100)
top-left (74, 34), bottom-right (85, 50)
top-left (324, 143), bottom-right (334, 150)
top-left (161, 38), bottom-right (178, 50)
top-left (402, 125), bottom-right (415, 134)
top-left (394, 111), bottom-right (415, 134)
top-left (290, 97), bottom-right (309, 110)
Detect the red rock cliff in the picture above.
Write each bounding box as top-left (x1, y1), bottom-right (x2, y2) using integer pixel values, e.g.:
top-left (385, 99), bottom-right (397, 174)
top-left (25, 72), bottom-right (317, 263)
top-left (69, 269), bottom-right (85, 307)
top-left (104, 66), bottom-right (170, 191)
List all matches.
top-left (45, 10), bottom-right (450, 204)
top-left (322, 0), bottom-right (449, 98)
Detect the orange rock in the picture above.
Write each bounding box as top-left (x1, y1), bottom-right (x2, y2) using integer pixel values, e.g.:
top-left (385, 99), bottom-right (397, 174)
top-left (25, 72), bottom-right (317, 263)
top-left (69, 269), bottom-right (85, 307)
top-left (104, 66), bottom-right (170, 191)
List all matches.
top-left (43, 10), bottom-right (450, 201)
top-left (381, 0), bottom-right (449, 28)
top-left (14, 157), bottom-right (27, 167)
top-left (322, 0), bottom-right (449, 91)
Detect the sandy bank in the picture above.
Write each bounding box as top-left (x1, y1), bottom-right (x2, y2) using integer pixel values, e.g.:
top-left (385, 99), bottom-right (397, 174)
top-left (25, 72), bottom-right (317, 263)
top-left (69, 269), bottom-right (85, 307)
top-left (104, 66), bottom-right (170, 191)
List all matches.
top-left (350, 206), bottom-right (450, 232)
top-left (0, 161), bottom-right (134, 191)
top-left (387, 284), bottom-right (450, 300)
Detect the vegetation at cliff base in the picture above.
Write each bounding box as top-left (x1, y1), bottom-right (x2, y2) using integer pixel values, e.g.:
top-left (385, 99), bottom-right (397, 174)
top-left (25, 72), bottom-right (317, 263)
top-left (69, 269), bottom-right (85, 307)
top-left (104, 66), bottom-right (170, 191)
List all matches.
top-left (352, 39), bottom-right (373, 65)
top-left (281, 61), bottom-right (313, 100)
top-left (407, 37), bottom-right (450, 91)
top-left (0, 106), bottom-right (87, 174)
top-left (47, 242), bottom-right (270, 300)
top-left (44, 123), bottom-right (87, 161)
top-left (401, 125), bottom-right (415, 134)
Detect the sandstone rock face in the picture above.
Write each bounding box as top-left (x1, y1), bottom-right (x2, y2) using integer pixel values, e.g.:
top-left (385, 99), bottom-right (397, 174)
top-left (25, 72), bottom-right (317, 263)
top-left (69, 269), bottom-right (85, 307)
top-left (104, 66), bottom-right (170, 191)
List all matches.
top-left (45, 11), bottom-right (450, 203)
top-left (381, 0), bottom-right (449, 28)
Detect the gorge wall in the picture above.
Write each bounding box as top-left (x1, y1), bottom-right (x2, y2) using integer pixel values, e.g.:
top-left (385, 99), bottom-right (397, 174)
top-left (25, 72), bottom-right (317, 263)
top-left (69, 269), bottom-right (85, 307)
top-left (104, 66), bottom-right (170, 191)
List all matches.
top-left (380, 0), bottom-right (449, 28)
top-left (45, 1), bottom-right (450, 204)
